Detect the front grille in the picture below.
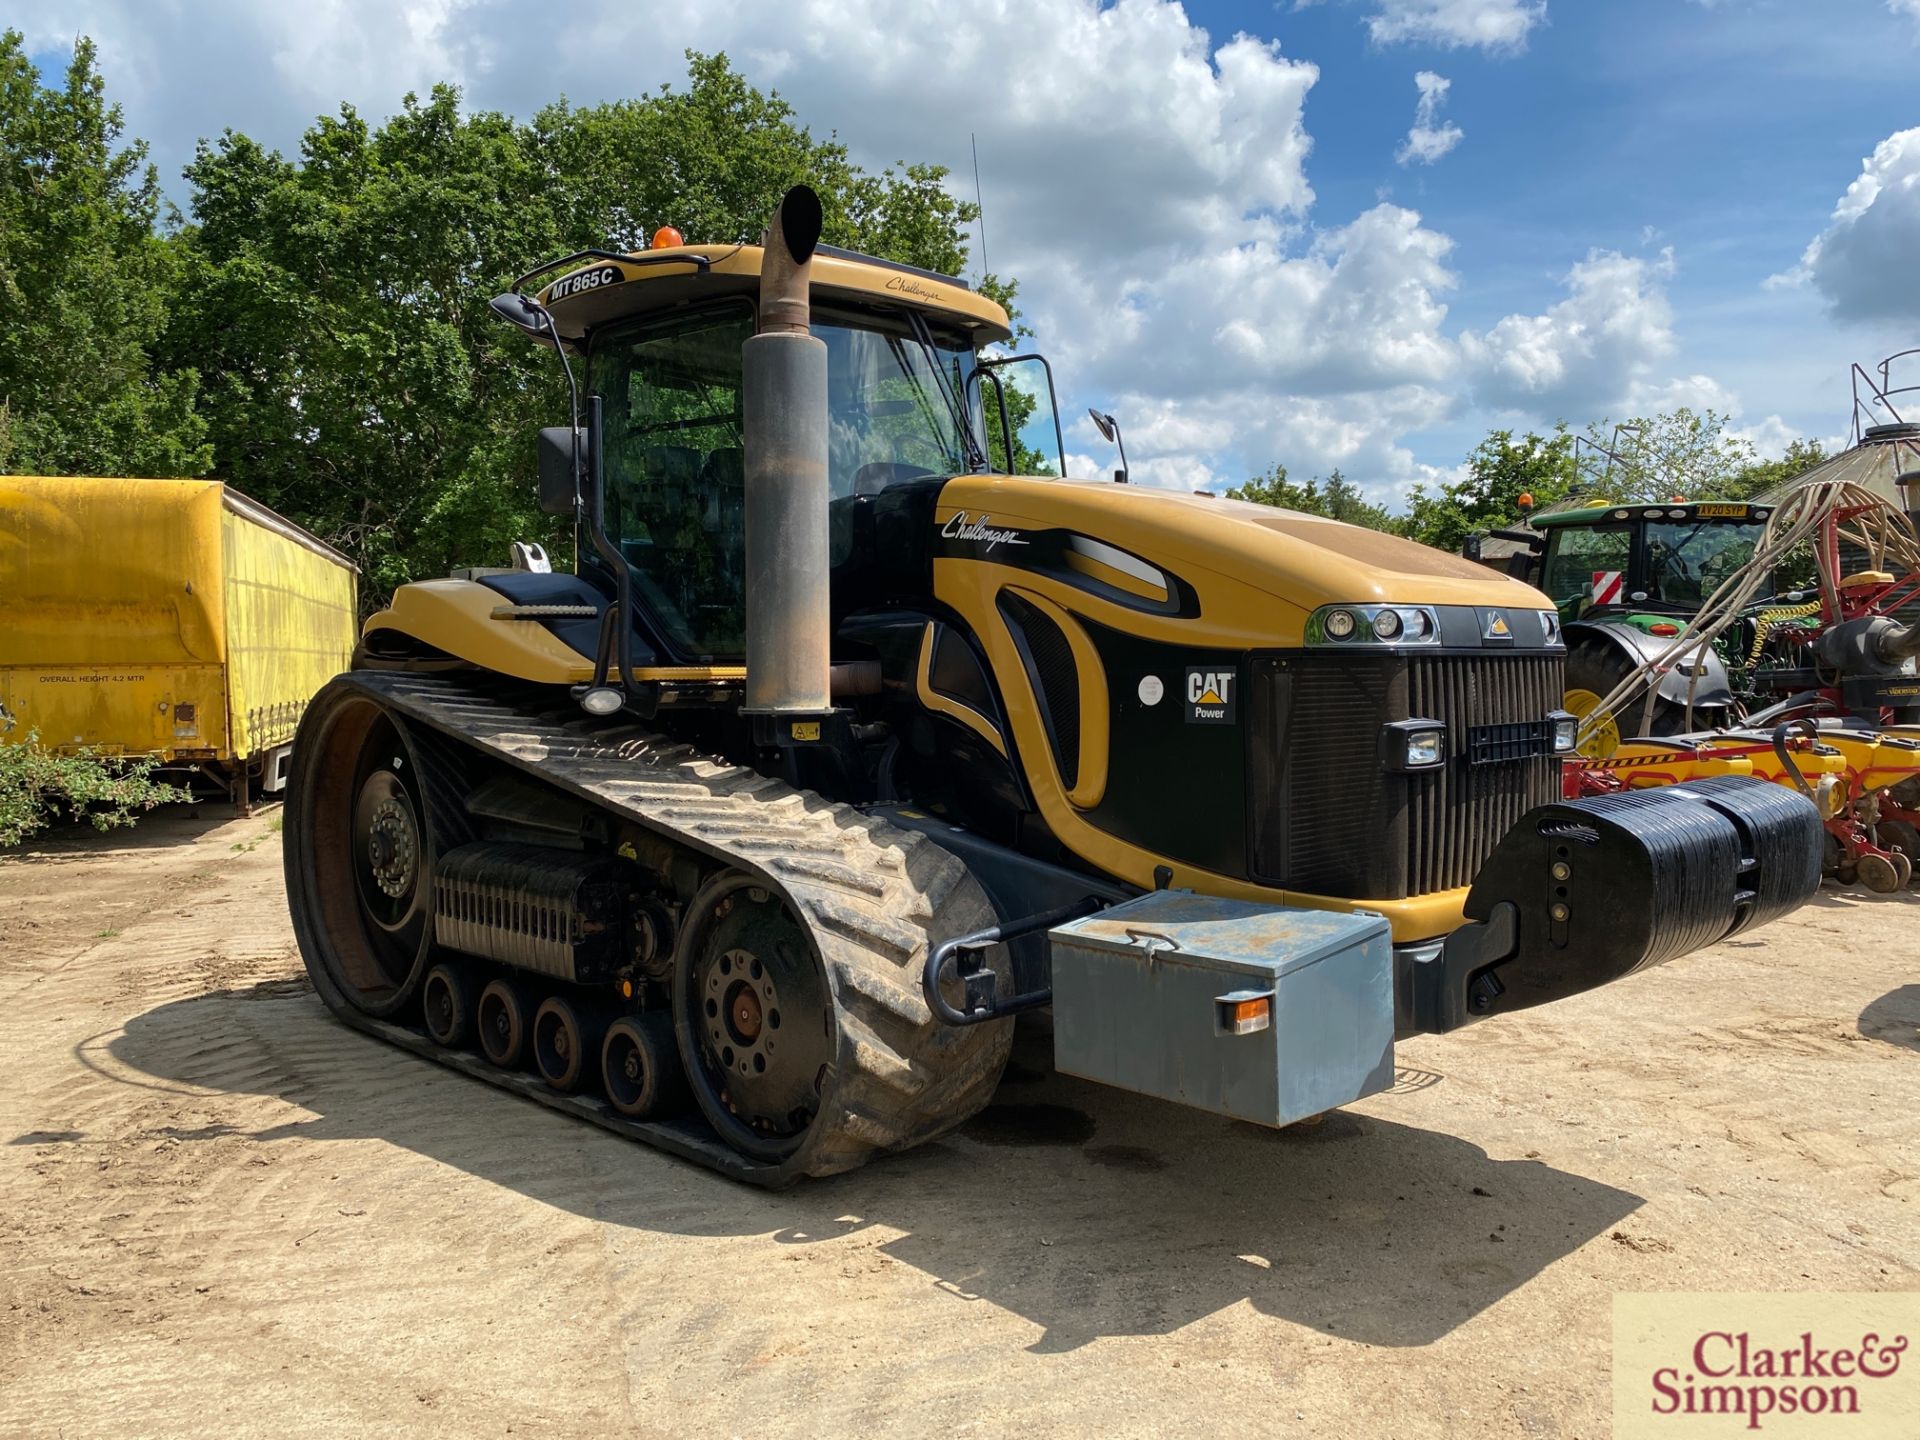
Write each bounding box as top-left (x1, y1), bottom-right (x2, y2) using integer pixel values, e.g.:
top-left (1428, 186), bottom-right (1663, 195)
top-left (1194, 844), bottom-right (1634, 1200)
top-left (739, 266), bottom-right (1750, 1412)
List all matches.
top-left (1249, 651), bottom-right (1563, 900)
top-left (1405, 653), bottom-right (1563, 894)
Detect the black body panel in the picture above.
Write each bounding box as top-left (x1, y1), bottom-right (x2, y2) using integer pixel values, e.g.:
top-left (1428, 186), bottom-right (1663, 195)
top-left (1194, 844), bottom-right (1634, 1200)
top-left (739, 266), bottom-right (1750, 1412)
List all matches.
top-left (473, 570), bottom-right (661, 668)
top-left (1081, 622), bottom-right (1248, 879)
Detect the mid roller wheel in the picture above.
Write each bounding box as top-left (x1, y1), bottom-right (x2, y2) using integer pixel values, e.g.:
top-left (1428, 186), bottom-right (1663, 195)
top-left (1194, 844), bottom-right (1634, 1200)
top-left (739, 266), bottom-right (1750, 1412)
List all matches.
top-left (601, 1013), bottom-right (688, 1120)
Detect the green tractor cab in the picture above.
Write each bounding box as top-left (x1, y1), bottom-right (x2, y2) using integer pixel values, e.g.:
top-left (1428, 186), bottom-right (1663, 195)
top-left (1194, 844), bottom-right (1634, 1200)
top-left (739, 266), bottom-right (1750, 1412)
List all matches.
top-left (1468, 500), bottom-right (1789, 754)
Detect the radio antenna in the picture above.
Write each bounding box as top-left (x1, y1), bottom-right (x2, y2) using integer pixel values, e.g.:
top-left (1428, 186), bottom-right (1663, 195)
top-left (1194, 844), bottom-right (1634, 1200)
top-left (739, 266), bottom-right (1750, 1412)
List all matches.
top-left (971, 132), bottom-right (989, 282)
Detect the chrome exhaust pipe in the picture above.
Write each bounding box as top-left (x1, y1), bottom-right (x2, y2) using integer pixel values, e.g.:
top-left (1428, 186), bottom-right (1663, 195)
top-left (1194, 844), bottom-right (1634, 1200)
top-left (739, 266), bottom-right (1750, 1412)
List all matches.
top-left (741, 184), bottom-right (831, 716)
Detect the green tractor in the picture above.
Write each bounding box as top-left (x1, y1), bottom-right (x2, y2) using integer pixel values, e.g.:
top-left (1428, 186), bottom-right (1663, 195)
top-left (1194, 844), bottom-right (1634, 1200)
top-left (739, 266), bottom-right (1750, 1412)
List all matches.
top-left (1467, 499), bottom-right (1810, 755)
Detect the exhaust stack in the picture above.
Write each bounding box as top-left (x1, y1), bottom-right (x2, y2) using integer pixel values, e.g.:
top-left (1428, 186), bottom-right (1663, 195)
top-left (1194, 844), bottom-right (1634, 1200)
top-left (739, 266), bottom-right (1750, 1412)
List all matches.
top-left (741, 184), bottom-right (831, 719)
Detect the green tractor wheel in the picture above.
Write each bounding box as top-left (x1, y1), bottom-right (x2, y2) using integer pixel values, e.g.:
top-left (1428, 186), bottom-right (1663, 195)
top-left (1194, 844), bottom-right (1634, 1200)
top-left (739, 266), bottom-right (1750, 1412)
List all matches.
top-left (1564, 637), bottom-right (1697, 758)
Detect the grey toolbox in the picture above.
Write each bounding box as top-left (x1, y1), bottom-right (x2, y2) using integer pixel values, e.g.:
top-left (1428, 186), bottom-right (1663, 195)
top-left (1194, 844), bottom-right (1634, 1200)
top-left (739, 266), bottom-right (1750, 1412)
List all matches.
top-left (1049, 892), bottom-right (1395, 1126)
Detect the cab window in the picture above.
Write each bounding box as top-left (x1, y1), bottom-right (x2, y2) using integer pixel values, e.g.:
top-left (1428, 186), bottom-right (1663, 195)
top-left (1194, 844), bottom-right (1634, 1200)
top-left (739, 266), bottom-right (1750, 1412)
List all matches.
top-left (1540, 525), bottom-right (1632, 611)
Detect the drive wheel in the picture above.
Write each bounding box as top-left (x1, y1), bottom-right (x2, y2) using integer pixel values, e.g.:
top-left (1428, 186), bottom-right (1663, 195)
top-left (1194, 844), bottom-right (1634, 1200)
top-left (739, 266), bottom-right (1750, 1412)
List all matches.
top-left (671, 864), bottom-right (1015, 1180)
top-left (284, 686), bottom-right (438, 1019)
top-left (676, 876), bottom-right (836, 1163)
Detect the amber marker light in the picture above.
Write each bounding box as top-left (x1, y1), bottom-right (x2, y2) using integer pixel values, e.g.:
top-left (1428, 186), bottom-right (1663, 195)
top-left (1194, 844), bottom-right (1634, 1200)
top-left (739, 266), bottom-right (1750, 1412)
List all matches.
top-left (1217, 993), bottom-right (1273, 1036)
top-left (651, 225), bottom-right (684, 248)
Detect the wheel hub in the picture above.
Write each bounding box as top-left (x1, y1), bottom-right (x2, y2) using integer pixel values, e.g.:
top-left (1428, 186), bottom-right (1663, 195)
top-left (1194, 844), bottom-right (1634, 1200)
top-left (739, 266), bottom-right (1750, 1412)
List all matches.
top-left (703, 948), bottom-right (782, 1084)
top-left (366, 798), bottom-right (417, 899)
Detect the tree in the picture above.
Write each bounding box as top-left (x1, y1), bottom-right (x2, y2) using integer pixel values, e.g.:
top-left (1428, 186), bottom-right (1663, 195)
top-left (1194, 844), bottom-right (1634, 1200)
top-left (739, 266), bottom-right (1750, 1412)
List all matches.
top-left (161, 52), bottom-right (999, 600)
top-left (1400, 427), bottom-right (1578, 552)
top-left (0, 32), bottom-right (208, 476)
top-left (1574, 408), bottom-right (1758, 502)
top-left (1721, 436), bottom-right (1828, 500)
top-left (1227, 463), bottom-right (1394, 529)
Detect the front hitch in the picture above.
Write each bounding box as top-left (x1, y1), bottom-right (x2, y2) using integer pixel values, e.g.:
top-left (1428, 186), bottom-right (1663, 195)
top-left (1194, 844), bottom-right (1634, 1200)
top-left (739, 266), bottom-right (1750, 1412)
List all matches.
top-left (1401, 775), bottom-right (1822, 1035)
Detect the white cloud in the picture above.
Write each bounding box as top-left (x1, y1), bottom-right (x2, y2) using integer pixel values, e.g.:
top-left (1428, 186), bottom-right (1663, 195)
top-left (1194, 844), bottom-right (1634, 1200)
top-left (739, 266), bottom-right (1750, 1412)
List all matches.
top-left (1366, 0), bottom-right (1546, 52)
top-left (1889, 0), bottom-right (1920, 17)
top-left (1461, 248), bottom-right (1678, 417)
top-left (22, 0), bottom-right (1761, 509)
top-left (1775, 127), bottom-right (1920, 321)
top-left (1396, 70), bottom-right (1463, 165)
top-left (1728, 414), bottom-right (1800, 459)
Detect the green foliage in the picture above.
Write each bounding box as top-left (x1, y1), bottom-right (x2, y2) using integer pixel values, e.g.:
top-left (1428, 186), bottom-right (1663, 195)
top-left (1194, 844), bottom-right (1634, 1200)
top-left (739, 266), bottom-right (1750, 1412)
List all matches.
top-left (0, 731), bottom-right (190, 846)
top-left (1574, 408), bottom-right (1759, 502)
top-left (1400, 428), bottom-right (1579, 552)
top-left (5, 38), bottom-right (1017, 597)
top-left (1721, 436), bottom-right (1828, 500)
top-left (0, 32), bottom-right (208, 476)
top-left (1227, 463), bottom-right (1394, 530)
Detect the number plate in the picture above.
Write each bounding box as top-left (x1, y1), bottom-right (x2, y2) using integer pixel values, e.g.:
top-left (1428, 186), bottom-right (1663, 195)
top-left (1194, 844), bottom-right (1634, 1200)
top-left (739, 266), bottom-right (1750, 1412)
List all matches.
top-left (1693, 503), bottom-right (1749, 517)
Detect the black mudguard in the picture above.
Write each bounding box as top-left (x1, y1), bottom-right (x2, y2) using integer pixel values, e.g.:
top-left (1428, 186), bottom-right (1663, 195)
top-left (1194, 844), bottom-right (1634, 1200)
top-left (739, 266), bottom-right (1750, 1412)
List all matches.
top-left (1402, 776), bottom-right (1821, 1035)
top-left (1569, 618), bottom-right (1734, 708)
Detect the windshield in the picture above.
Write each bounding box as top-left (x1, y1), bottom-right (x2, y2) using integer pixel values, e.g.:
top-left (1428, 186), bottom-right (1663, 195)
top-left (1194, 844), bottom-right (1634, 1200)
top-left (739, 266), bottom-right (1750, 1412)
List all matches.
top-left (591, 300), bottom-right (981, 659)
top-left (1641, 520), bottom-right (1763, 609)
top-left (1540, 524), bottom-right (1632, 613)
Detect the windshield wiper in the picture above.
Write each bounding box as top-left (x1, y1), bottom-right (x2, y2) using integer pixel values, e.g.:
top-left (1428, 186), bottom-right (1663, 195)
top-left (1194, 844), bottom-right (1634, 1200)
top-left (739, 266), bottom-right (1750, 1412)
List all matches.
top-left (902, 309), bottom-right (988, 472)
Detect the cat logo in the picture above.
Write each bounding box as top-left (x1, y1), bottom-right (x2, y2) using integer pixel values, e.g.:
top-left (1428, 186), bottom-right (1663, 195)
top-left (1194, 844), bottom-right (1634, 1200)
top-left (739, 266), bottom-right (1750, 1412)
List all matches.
top-left (1481, 608), bottom-right (1514, 642)
top-left (1185, 667), bottom-right (1236, 725)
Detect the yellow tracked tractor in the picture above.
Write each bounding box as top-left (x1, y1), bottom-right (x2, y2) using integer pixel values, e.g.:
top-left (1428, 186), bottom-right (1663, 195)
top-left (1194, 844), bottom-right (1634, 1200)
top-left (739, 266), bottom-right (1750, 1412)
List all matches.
top-left (283, 187), bottom-right (1825, 1185)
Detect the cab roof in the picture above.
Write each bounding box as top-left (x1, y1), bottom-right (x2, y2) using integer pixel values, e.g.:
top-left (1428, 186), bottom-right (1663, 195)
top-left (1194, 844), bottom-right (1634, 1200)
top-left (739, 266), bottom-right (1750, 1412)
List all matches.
top-left (1528, 499), bottom-right (1775, 529)
top-left (533, 243), bottom-right (1014, 350)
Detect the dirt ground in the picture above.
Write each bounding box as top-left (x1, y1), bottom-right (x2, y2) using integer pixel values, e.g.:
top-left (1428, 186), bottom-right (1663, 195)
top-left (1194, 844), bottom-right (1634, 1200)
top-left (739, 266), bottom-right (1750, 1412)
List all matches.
top-left (0, 805), bottom-right (1914, 1438)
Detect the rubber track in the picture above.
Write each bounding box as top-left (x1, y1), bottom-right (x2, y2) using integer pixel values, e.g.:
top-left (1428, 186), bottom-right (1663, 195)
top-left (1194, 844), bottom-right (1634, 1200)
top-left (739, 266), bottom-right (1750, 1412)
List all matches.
top-left (304, 670), bottom-right (1013, 1188)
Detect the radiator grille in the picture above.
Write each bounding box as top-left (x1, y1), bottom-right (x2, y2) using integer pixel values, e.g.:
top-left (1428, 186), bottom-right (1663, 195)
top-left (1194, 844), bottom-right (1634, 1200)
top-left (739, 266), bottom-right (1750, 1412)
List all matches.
top-left (1405, 653), bottom-right (1563, 894)
top-left (1251, 651), bottom-right (1563, 900)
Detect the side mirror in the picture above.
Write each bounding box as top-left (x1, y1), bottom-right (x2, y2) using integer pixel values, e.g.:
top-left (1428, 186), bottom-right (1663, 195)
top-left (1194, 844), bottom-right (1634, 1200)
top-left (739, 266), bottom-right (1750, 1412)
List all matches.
top-left (537, 425), bottom-right (585, 517)
top-left (1463, 534), bottom-right (1484, 562)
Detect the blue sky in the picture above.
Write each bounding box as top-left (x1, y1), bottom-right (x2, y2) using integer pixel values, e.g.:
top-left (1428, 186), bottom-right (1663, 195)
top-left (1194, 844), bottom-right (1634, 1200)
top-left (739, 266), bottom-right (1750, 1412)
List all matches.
top-left (22, 0), bottom-right (1920, 502)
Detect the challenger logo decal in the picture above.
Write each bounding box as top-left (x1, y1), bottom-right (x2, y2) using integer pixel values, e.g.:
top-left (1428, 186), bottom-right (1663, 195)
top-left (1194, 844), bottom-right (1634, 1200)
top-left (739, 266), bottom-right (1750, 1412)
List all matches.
top-left (940, 512), bottom-right (1028, 551)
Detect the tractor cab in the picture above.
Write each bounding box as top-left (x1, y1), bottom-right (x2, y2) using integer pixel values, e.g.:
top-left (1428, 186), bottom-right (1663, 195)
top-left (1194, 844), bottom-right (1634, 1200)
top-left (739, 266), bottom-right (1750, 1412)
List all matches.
top-left (1469, 501), bottom-right (1780, 753)
top-left (513, 241), bottom-right (1066, 668)
top-left (1513, 500), bottom-right (1776, 627)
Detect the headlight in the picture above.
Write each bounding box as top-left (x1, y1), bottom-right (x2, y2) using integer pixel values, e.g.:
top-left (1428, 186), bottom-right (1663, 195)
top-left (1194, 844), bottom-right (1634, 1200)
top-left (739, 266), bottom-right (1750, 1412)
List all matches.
top-left (1539, 609), bottom-right (1561, 645)
top-left (1382, 719), bottom-right (1447, 771)
top-left (1307, 603), bottom-right (1442, 646)
top-left (1549, 709), bottom-right (1578, 753)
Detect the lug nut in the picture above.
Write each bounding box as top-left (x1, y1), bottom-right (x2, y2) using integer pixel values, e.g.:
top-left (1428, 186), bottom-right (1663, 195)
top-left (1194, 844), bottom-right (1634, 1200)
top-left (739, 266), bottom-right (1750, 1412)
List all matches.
top-left (1551, 861), bottom-right (1570, 881)
top-left (1549, 902), bottom-right (1570, 922)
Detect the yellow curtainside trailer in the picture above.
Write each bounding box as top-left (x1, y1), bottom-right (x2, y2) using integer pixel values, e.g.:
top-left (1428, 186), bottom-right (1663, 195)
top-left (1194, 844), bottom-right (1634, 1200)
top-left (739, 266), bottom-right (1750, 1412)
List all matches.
top-left (0, 476), bottom-right (357, 808)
